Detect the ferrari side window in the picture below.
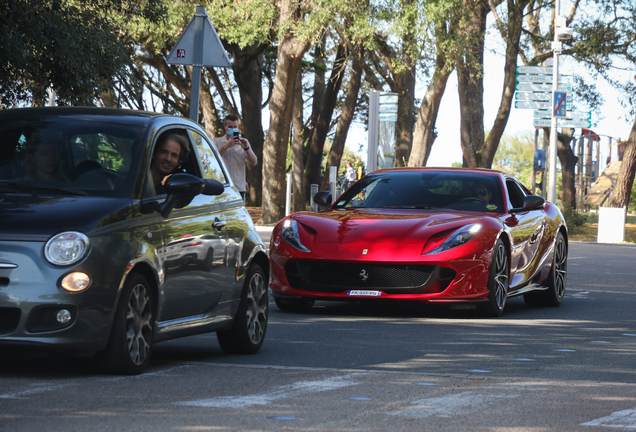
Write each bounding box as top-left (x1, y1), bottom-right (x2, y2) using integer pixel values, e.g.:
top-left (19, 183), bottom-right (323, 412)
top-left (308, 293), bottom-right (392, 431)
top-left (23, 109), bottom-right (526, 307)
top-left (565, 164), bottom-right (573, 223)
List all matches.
top-left (506, 179), bottom-right (526, 208)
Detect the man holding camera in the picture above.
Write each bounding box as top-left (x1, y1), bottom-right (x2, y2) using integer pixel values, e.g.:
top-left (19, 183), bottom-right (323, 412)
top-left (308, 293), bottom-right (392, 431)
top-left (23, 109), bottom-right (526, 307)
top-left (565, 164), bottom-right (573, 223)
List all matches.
top-left (213, 114), bottom-right (257, 201)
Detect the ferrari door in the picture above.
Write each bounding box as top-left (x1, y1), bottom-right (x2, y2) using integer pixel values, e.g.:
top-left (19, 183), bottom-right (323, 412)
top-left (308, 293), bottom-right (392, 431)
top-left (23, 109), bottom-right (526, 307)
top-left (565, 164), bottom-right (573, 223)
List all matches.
top-left (504, 178), bottom-right (546, 289)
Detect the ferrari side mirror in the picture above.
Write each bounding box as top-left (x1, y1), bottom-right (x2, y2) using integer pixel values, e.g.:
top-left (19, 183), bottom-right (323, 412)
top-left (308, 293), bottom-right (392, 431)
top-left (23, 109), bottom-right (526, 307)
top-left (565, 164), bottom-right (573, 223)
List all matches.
top-left (510, 195), bottom-right (545, 213)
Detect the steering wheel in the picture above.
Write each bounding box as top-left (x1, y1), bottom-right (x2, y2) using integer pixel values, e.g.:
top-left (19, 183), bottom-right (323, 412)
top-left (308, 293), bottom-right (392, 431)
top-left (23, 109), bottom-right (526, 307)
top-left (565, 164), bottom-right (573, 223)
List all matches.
top-left (74, 169), bottom-right (122, 190)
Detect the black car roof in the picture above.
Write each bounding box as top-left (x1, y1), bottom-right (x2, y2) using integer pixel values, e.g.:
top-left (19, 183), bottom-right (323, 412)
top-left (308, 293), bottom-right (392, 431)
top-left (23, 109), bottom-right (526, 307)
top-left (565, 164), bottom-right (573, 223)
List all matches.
top-left (0, 107), bottom-right (192, 128)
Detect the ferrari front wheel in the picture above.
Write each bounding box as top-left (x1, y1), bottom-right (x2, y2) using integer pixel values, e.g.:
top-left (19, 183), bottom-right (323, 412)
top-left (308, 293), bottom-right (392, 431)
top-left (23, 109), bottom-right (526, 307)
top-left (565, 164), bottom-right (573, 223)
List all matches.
top-left (480, 239), bottom-right (509, 317)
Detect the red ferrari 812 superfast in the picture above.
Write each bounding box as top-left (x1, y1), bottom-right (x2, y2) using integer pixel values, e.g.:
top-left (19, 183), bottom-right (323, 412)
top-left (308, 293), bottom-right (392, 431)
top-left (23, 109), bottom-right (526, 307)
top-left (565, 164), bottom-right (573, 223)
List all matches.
top-left (269, 168), bottom-right (567, 317)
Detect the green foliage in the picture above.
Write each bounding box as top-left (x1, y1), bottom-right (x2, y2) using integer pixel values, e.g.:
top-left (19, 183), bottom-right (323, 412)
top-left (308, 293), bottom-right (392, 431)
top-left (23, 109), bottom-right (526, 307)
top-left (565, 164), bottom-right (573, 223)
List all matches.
top-left (492, 130), bottom-right (535, 184)
top-left (127, 0), bottom-right (277, 52)
top-left (560, 202), bottom-right (589, 228)
top-left (0, 0), bottom-right (167, 107)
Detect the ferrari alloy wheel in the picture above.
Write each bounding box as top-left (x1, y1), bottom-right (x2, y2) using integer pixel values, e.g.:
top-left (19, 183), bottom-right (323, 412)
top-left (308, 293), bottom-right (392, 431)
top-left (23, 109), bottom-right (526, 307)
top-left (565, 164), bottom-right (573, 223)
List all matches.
top-left (274, 297), bottom-right (315, 313)
top-left (524, 232), bottom-right (567, 307)
top-left (98, 273), bottom-right (154, 375)
top-left (217, 263), bottom-right (268, 354)
top-left (481, 239), bottom-right (509, 317)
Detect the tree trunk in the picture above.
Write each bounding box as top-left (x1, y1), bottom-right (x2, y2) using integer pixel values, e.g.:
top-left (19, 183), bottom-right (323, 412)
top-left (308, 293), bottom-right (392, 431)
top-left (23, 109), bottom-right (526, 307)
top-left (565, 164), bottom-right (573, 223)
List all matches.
top-left (456, 0), bottom-right (488, 168)
top-left (607, 118), bottom-right (636, 208)
top-left (292, 70), bottom-right (306, 212)
top-left (199, 75), bottom-right (221, 139)
top-left (481, 0), bottom-right (529, 168)
top-left (408, 53), bottom-right (453, 167)
top-left (231, 48), bottom-right (266, 205)
top-left (304, 40), bottom-right (348, 194)
top-left (556, 128), bottom-right (578, 209)
top-left (394, 67), bottom-right (416, 167)
top-left (259, 0), bottom-right (312, 224)
top-left (320, 48), bottom-right (364, 190)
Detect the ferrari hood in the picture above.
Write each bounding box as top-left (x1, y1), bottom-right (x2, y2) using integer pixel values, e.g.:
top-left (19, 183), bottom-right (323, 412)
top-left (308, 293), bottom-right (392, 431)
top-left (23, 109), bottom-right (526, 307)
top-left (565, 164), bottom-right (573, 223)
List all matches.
top-left (291, 209), bottom-right (482, 245)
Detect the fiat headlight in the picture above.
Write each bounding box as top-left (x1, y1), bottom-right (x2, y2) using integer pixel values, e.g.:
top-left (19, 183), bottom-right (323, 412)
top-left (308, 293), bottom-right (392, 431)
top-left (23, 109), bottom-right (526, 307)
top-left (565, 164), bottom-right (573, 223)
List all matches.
top-left (281, 219), bottom-right (311, 253)
top-left (45, 232), bottom-right (90, 266)
top-left (424, 224), bottom-right (482, 255)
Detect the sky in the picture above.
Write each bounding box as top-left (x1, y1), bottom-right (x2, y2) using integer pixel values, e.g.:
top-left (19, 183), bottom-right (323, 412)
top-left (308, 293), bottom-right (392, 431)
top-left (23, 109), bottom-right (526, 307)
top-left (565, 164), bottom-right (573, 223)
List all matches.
top-left (346, 44), bottom-right (635, 170)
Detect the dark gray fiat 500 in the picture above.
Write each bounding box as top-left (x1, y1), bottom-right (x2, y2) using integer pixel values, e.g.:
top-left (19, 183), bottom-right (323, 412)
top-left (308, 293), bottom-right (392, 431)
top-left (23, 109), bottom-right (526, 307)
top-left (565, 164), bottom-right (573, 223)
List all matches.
top-left (0, 107), bottom-right (269, 374)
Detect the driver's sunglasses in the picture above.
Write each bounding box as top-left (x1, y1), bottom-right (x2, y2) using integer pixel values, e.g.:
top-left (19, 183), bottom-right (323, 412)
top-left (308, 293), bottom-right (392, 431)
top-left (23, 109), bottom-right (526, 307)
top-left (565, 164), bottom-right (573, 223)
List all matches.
top-left (473, 190), bottom-right (488, 197)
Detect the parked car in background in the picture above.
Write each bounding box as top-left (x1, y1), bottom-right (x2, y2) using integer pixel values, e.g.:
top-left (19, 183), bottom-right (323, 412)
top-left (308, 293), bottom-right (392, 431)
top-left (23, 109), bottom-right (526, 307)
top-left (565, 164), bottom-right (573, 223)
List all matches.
top-left (269, 167), bottom-right (567, 317)
top-left (0, 107), bottom-right (269, 374)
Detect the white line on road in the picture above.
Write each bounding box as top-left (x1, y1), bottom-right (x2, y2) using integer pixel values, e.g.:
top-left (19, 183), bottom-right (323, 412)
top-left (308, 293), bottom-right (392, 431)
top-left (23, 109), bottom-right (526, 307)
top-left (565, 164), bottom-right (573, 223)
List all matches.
top-left (174, 373), bottom-right (364, 408)
top-left (0, 383), bottom-right (74, 399)
top-left (582, 408), bottom-right (636, 429)
top-left (389, 391), bottom-right (519, 419)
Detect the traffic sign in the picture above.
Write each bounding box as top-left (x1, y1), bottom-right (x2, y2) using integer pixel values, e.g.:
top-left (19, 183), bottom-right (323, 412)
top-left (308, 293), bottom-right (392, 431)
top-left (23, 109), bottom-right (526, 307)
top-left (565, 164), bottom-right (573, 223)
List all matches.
top-left (167, 8), bottom-right (231, 67)
top-left (533, 118), bottom-right (592, 128)
top-left (515, 100), bottom-right (573, 110)
top-left (516, 66), bottom-right (572, 75)
top-left (554, 91), bottom-right (567, 117)
top-left (533, 110), bottom-right (591, 119)
top-left (379, 93), bottom-right (398, 104)
top-left (379, 104), bottom-right (397, 113)
top-left (515, 92), bottom-right (572, 102)
top-left (379, 113), bottom-right (397, 122)
top-left (516, 83), bottom-right (572, 92)
top-left (516, 75), bottom-right (573, 84)
top-left (558, 119), bottom-right (592, 128)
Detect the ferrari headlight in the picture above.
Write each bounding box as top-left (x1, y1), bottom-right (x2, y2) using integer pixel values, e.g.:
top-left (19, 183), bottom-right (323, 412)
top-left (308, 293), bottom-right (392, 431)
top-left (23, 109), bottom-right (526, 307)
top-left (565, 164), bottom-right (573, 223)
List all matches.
top-left (424, 224), bottom-right (482, 255)
top-left (281, 219), bottom-right (311, 253)
top-left (45, 232), bottom-right (90, 266)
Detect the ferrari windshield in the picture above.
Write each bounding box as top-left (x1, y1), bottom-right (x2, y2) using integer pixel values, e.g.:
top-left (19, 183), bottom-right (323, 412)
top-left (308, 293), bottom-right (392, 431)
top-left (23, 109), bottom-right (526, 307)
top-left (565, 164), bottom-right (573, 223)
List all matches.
top-left (333, 171), bottom-right (505, 213)
top-left (0, 116), bottom-right (144, 198)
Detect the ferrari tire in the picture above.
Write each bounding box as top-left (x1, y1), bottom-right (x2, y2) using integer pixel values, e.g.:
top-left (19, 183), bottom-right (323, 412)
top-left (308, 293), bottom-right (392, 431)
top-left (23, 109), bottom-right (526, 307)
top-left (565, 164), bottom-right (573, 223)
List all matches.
top-left (97, 273), bottom-right (154, 375)
top-left (217, 263), bottom-right (268, 354)
top-left (524, 232), bottom-right (567, 307)
top-left (480, 239), bottom-right (509, 317)
top-left (274, 297), bottom-right (315, 313)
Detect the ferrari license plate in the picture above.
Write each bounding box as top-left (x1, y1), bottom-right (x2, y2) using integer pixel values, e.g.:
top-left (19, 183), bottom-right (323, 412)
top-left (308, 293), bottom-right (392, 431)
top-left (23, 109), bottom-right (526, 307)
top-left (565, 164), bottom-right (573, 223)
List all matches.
top-left (347, 290), bottom-right (382, 297)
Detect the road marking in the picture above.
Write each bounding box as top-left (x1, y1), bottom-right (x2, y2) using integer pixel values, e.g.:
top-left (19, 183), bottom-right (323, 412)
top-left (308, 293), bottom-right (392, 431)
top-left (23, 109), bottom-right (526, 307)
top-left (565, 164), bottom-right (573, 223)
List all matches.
top-left (390, 391), bottom-right (518, 419)
top-left (582, 408), bottom-right (636, 428)
top-left (174, 373), bottom-right (363, 408)
top-left (0, 383), bottom-right (74, 399)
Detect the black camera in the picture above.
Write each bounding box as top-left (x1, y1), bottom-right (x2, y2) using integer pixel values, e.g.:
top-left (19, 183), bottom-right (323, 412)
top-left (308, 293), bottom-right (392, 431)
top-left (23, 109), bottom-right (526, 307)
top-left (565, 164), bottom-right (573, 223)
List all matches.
top-left (233, 132), bottom-right (241, 139)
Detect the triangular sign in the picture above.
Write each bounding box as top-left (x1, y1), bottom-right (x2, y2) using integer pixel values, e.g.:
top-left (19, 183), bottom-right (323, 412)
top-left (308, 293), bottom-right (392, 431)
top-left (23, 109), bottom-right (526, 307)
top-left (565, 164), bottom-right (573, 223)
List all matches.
top-left (166, 7), bottom-right (231, 67)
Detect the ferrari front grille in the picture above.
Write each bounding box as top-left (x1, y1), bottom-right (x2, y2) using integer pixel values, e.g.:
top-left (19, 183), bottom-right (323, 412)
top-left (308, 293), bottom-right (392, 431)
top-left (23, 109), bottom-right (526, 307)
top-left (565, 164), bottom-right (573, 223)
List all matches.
top-left (285, 261), bottom-right (445, 294)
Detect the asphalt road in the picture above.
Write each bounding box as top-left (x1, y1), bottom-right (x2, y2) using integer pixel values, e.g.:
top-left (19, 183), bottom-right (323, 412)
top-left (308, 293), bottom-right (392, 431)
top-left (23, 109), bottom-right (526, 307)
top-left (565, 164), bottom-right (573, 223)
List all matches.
top-left (2, 240), bottom-right (636, 431)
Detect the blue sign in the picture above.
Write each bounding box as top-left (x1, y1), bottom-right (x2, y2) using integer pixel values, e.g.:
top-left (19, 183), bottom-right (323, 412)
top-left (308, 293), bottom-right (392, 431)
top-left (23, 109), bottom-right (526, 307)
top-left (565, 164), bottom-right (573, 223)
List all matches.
top-left (534, 149), bottom-right (546, 171)
top-left (553, 92), bottom-right (567, 117)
